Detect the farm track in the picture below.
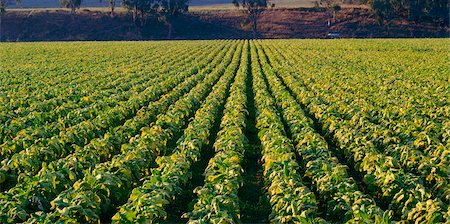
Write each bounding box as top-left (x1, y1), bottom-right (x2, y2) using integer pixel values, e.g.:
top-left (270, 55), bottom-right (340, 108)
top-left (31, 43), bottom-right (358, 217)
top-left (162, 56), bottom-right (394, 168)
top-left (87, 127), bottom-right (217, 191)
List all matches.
top-left (0, 39), bottom-right (448, 223)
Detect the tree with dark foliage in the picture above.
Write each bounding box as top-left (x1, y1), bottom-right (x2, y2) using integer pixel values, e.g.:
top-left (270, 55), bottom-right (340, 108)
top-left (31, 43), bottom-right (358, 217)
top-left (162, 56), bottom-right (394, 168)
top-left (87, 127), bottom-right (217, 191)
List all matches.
top-left (60, 0), bottom-right (81, 14)
top-left (100, 0), bottom-right (117, 18)
top-left (360, 0), bottom-right (448, 27)
top-left (122, 0), bottom-right (156, 25)
top-left (0, 0), bottom-right (6, 13)
top-left (155, 0), bottom-right (189, 39)
top-left (0, 0), bottom-right (20, 13)
top-left (314, 0), bottom-right (342, 27)
top-left (233, 0), bottom-right (274, 39)
top-left (371, 0), bottom-right (394, 25)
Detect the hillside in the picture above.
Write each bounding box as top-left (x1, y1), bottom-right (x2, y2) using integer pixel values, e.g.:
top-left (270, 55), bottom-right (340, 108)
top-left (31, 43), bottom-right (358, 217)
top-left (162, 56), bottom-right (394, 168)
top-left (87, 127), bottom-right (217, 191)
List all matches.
top-left (7, 0), bottom-right (109, 8)
top-left (1, 7), bottom-right (447, 41)
top-left (7, 0), bottom-right (315, 8)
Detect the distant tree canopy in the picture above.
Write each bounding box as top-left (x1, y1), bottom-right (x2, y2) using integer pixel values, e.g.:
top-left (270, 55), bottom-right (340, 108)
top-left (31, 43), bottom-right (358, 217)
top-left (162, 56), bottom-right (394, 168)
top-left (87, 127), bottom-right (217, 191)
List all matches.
top-left (155, 0), bottom-right (189, 39)
top-left (100, 0), bottom-right (117, 17)
top-left (121, 0), bottom-right (188, 38)
top-left (122, 0), bottom-right (157, 23)
top-left (0, 0), bottom-right (6, 13)
top-left (60, 0), bottom-right (81, 14)
top-left (0, 0), bottom-right (19, 13)
top-left (233, 0), bottom-right (274, 39)
top-left (314, 0), bottom-right (342, 27)
top-left (1, 0), bottom-right (447, 40)
top-left (359, 0), bottom-right (449, 26)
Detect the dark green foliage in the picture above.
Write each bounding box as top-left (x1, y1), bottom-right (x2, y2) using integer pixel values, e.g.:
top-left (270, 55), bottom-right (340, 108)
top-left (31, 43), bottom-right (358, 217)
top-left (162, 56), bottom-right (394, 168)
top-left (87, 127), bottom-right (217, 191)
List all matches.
top-left (0, 0), bottom-right (20, 14)
top-left (314, 0), bottom-right (342, 27)
top-left (232, 0), bottom-right (273, 38)
top-left (155, 0), bottom-right (189, 38)
top-left (60, 0), bottom-right (81, 13)
top-left (99, 0), bottom-right (117, 17)
top-left (121, 0), bottom-right (157, 24)
top-left (366, 0), bottom-right (449, 26)
top-left (371, 0), bottom-right (394, 25)
top-left (0, 0), bottom-right (5, 13)
top-left (121, 0), bottom-right (188, 37)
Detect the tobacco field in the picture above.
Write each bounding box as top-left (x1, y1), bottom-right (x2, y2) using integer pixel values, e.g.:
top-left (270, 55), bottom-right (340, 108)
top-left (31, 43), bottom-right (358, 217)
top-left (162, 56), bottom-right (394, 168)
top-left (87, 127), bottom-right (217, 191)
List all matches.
top-left (0, 39), bottom-right (448, 223)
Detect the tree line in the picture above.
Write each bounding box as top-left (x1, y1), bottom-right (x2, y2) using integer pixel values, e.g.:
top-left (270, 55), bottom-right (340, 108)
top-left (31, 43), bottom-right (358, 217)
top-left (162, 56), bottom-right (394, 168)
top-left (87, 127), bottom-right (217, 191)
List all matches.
top-left (1, 0), bottom-right (448, 39)
top-left (358, 0), bottom-right (448, 26)
top-left (2, 0), bottom-right (266, 39)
